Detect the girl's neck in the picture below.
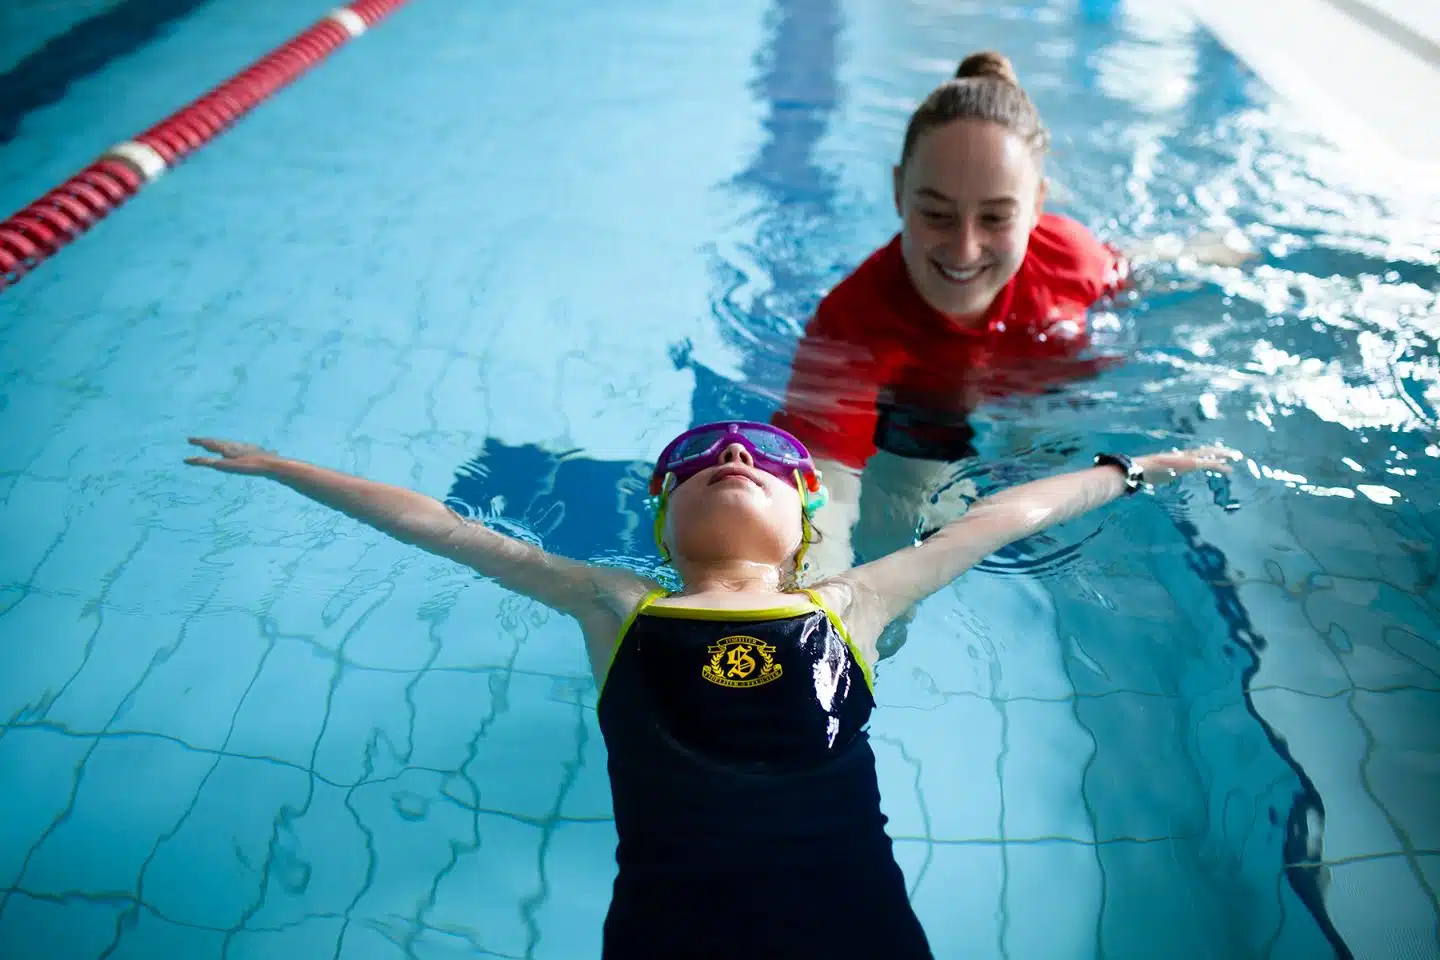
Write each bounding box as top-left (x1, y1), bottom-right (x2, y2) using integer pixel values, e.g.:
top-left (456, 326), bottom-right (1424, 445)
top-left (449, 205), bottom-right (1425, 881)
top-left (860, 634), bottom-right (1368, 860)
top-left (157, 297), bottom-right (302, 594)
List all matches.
top-left (672, 560), bottom-right (790, 597)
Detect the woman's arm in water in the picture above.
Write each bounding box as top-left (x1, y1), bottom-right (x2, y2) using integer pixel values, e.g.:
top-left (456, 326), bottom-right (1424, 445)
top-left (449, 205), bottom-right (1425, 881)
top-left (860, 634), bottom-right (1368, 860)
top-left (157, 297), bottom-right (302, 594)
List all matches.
top-left (1124, 230), bottom-right (1259, 269)
top-left (183, 438), bottom-right (657, 679)
top-left (818, 447), bottom-right (1241, 648)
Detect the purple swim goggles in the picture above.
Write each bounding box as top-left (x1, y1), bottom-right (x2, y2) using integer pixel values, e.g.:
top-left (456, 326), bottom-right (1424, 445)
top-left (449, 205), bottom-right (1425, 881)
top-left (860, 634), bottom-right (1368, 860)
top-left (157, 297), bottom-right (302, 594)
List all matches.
top-left (649, 421), bottom-right (822, 497)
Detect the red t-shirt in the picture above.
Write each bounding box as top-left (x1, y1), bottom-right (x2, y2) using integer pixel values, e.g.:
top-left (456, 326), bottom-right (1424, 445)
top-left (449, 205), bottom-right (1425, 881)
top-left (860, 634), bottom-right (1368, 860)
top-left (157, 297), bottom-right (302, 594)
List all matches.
top-left (772, 213), bottom-right (1127, 468)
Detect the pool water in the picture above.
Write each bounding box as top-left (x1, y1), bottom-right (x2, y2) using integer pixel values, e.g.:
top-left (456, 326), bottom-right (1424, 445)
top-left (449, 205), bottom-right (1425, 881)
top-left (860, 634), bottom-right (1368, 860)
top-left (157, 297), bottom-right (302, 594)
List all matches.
top-left (1, 0), bottom-right (1437, 958)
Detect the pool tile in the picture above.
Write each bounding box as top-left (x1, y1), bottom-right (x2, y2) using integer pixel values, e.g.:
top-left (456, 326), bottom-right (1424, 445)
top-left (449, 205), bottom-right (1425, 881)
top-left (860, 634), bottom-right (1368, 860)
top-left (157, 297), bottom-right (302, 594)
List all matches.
top-left (1327, 853), bottom-right (1439, 960)
top-left (1250, 688), bottom-right (1408, 862)
top-left (555, 714), bottom-right (616, 824)
top-left (312, 665), bottom-right (414, 786)
top-left (1310, 578), bottom-right (1440, 691)
top-left (340, 770), bottom-right (497, 936)
top-left (1351, 688), bottom-right (1440, 851)
top-left (407, 667), bottom-right (501, 775)
top-left (532, 821), bottom-right (616, 960)
top-left (899, 840), bottom-right (1004, 959)
top-left (142, 756), bottom-right (310, 930)
top-left (1000, 840), bottom-right (1103, 959)
top-left (239, 780), bottom-right (369, 932)
top-left (0, 893), bottom-right (128, 960)
top-left (0, 476), bottom-right (71, 587)
top-left (1074, 690), bottom-right (1209, 843)
top-left (999, 699), bottom-right (1097, 842)
top-left (226, 917), bottom-right (345, 960)
top-left (337, 573), bottom-right (452, 673)
top-left (117, 609), bottom-right (269, 752)
top-left (0, 592), bottom-right (99, 725)
top-left (352, 346), bottom-right (455, 444)
top-left (1234, 580), bottom-right (1353, 698)
top-left (105, 910), bottom-right (226, 960)
top-left (0, 384), bottom-right (79, 476)
top-left (21, 734), bottom-right (212, 898)
top-left (25, 490), bottom-right (149, 604)
top-left (506, 602), bottom-right (593, 681)
top-left (872, 696), bottom-right (1003, 842)
top-left (226, 634), bottom-right (338, 770)
top-left (429, 580), bottom-right (534, 672)
top-left (0, 727), bottom-right (93, 888)
top-left (423, 816), bottom-right (546, 959)
top-left (460, 674), bottom-right (589, 824)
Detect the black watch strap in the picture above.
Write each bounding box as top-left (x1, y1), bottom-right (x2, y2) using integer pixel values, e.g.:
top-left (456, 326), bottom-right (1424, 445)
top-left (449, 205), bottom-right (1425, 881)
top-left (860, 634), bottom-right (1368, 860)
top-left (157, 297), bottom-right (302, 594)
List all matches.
top-left (1094, 453), bottom-right (1144, 494)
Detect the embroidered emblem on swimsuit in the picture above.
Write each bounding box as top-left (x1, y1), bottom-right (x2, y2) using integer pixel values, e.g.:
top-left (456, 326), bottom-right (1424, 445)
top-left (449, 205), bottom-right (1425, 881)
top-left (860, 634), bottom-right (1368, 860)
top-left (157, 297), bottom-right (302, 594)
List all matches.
top-left (702, 635), bottom-right (783, 688)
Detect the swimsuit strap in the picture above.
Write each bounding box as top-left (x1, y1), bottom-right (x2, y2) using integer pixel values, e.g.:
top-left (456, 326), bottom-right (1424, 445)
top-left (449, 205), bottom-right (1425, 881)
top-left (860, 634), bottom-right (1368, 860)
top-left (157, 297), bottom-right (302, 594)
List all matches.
top-left (598, 587), bottom-right (669, 693)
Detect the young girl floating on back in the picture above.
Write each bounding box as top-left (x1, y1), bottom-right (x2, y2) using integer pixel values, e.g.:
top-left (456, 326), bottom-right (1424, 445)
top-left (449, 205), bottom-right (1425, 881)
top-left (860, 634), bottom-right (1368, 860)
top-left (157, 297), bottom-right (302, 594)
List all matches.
top-left (185, 424), bottom-right (1236, 959)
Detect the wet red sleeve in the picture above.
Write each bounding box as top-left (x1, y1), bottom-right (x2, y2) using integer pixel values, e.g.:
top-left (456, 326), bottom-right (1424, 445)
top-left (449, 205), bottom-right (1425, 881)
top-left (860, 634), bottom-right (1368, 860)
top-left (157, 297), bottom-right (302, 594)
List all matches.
top-left (771, 299), bottom-right (885, 470)
top-left (1028, 213), bottom-right (1128, 312)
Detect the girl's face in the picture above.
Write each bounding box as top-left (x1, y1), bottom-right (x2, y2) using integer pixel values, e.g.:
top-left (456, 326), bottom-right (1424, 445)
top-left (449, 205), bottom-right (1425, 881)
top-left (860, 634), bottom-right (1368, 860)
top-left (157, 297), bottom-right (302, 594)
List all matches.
top-left (662, 443), bottom-right (803, 567)
top-left (894, 118), bottom-right (1045, 320)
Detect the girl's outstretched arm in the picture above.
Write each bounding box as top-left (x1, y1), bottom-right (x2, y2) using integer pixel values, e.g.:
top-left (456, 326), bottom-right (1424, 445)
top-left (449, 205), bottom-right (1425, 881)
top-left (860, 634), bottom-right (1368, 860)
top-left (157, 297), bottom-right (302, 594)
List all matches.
top-left (818, 447), bottom-right (1240, 648)
top-left (184, 438), bottom-right (658, 679)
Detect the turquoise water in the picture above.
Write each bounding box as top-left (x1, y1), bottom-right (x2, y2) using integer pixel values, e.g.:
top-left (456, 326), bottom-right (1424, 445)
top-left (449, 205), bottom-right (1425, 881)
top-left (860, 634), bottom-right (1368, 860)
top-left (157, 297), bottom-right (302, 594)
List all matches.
top-left (2, 0), bottom-right (1438, 958)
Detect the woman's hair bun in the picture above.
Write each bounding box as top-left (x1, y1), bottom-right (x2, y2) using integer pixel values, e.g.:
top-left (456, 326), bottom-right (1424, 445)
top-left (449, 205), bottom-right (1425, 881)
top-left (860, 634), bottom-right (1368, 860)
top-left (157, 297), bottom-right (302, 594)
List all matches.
top-left (955, 50), bottom-right (1018, 86)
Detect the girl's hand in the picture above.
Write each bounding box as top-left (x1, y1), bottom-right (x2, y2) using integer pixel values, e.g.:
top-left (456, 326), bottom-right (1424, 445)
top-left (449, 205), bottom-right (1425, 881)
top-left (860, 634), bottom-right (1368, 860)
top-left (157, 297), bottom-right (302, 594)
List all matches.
top-left (184, 437), bottom-right (282, 475)
top-left (1136, 446), bottom-right (1242, 487)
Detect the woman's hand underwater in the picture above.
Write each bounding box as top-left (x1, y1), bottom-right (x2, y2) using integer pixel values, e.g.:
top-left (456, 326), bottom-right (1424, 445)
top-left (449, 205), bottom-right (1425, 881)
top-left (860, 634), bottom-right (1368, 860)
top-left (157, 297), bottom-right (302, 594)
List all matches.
top-left (1136, 446), bottom-right (1242, 486)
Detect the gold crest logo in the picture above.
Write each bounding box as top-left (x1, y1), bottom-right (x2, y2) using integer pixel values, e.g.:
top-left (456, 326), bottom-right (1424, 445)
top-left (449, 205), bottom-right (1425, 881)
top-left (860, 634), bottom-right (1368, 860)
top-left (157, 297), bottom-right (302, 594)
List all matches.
top-left (702, 635), bottom-right (783, 688)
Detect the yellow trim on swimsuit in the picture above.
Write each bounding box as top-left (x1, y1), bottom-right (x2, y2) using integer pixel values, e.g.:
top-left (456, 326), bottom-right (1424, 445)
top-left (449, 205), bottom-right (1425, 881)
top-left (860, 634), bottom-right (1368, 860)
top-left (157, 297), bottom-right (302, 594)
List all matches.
top-left (599, 589), bottom-right (873, 697)
top-left (801, 588), bottom-right (875, 696)
top-left (639, 602), bottom-right (818, 621)
top-left (599, 587), bottom-right (667, 694)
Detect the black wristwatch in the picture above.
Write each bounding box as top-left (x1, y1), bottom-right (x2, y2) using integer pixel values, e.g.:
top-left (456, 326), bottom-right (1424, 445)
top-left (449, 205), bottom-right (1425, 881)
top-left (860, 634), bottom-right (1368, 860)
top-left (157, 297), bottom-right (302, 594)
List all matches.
top-left (1094, 453), bottom-right (1144, 494)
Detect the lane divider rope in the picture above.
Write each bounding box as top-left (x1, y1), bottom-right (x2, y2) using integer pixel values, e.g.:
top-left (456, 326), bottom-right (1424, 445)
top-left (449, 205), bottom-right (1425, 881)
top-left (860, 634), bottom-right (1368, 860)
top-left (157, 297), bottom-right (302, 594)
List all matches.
top-left (0, 0), bottom-right (411, 292)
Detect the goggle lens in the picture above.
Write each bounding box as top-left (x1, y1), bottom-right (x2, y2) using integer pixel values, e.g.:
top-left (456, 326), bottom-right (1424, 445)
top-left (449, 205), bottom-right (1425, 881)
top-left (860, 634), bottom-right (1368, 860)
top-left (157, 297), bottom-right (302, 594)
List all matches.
top-left (739, 427), bottom-right (802, 460)
top-left (670, 429), bottom-right (728, 461)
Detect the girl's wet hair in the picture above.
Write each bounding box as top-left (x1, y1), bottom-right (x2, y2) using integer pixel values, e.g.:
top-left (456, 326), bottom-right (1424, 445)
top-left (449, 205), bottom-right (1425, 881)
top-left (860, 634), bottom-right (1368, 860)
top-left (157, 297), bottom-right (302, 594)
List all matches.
top-left (898, 50), bottom-right (1050, 169)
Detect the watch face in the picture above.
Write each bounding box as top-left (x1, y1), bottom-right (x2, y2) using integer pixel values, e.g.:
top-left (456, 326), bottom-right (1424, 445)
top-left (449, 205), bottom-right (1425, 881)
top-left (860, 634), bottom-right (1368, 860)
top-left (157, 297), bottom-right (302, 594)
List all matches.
top-left (1096, 454), bottom-right (1141, 491)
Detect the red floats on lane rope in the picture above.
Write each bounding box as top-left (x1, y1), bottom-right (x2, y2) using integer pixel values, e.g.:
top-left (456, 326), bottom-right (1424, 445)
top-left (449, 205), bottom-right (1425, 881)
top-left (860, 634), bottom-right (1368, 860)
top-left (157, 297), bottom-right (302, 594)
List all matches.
top-left (0, 0), bottom-right (411, 292)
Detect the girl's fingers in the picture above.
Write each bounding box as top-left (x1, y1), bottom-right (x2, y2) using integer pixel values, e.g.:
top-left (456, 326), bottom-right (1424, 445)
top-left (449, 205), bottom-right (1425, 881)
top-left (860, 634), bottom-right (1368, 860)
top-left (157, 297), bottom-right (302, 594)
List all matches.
top-left (188, 437), bottom-right (234, 456)
top-left (187, 437), bottom-right (269, 459)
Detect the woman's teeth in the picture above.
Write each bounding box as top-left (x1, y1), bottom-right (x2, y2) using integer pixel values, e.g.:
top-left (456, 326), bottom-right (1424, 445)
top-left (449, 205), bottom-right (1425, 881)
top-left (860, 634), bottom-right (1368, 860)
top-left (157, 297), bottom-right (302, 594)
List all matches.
top-left (934, 261), bottom-right (986, 283)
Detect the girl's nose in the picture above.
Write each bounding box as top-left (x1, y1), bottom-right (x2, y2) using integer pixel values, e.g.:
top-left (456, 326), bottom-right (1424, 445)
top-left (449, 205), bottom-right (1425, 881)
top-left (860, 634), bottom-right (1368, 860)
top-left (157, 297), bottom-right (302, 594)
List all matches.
top-left (718, 443), bottom-right (754, 466)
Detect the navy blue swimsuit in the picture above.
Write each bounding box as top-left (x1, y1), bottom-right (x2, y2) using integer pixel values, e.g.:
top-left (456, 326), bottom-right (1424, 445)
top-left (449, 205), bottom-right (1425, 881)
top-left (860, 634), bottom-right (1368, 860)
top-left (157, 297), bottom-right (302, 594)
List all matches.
top-left (595, 590), bottom-right (933, 959)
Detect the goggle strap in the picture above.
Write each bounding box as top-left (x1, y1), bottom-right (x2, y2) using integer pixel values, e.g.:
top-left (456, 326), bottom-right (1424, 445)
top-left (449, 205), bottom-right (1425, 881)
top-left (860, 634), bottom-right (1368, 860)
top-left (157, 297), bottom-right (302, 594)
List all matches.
top-left (653, 484), bottom-right (671, 561)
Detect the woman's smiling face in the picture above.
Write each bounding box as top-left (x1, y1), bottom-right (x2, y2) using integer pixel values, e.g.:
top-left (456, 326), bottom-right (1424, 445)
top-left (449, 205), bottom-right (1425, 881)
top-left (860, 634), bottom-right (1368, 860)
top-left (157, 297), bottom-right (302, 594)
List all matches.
top-left (894, 118), bottom-right (1046, 320)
